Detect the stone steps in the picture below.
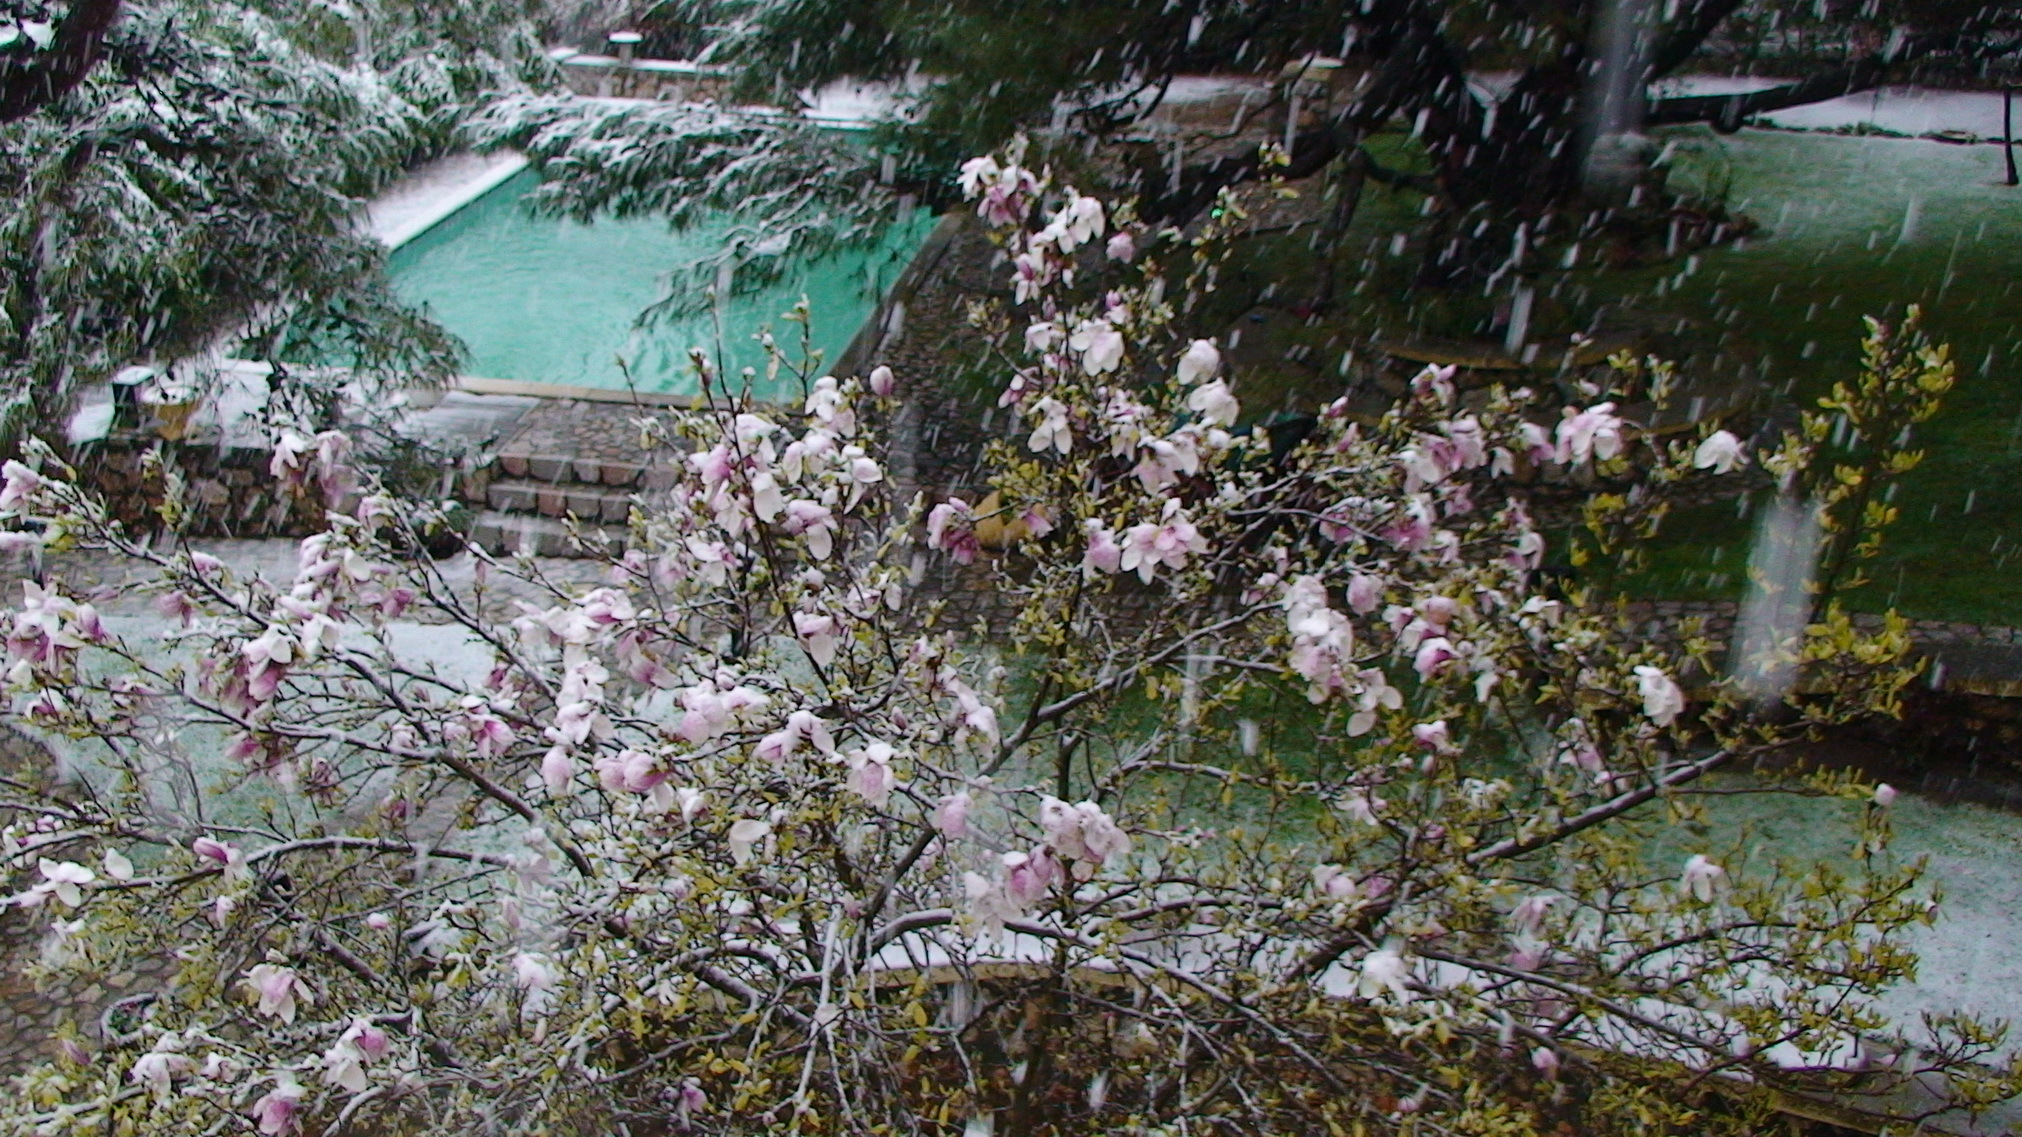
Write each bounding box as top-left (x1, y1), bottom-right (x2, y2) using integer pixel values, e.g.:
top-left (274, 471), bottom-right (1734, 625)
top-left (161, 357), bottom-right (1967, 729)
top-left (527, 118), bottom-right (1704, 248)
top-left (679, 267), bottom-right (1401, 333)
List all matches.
top-left (482, 478), bottom-right (637, 524)
top-left (446, 397), bottom-right (676, 557)
top-left (467, 510), bottom-right (628, 557)
top-left (494, 448), bottom-right (648, 487)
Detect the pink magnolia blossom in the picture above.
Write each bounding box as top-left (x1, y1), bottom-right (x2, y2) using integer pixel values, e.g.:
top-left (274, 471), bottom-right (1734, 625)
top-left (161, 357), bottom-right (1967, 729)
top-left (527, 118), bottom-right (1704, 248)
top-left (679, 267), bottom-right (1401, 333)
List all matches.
top-left (0, 460), bottom-right (44, 512)
top-left (1101, 390), bottom-right (1150, 456)
top-left (782, 499), bottom-right (839, 560)
top-left (934, 791), bottom-right (972, 838)
top-left (24, 858), bottom-right (94, 908)
top-left (1411, 720), bottom-right (1454, 754)
top-left (1284, 576), bottom-right (1353, 704)
top-left (1873, 783), bottom-right (1898, 807)
top-left (1520, 421), bottom-right (1554, 463)
top-left (1069, 318), bottom-right (1125, 375)
top-left (540, 746), bottom-right (574, 794)
top-left (844, 742), bottom-right (897, 807)
top-left (678, 1080), bottom-right (709, 1121)
top-left (257, 1075), bottom-right (312, 1132)
top-left (1382, 497), bottom-right (1435, 551)
top-left (1105, 230), bottom-right (1136, 262)
top-left (956, 154), bottom-right (1001, 198)
top-left (1412, 636), bottom-right (1458, 679)
top-left (1010, 249), bottom-right (1051, 303)
top-left (1312, 863), bottom-right (1359, 900)
top-left (1001, 847), bottom-right (1058, 909)
top-left (594, 749), bottom-right (667, 794)
top-left (1037, 796), bottom-right (1130, 869)
top-left (322, 1019), bottom-right (389, 1094)
top-left (868, 364), bottom-right (896, 396)
top-left (755, 709), bottom-right (835, 763)
top-left (242, 963), bottom-right (310, 1024)
top-left (1444, 416), bottom-right (1488, 468)
top-left (794, 610), bottom-right (842, 667)
top-left (268, 433), bottom-right (311, 484)
top-left (1346, 572), bottom-right (1383, 614)
top-left (947, 679), bottom-right (1001, 746)
top-left (926, 498), bottom-right (981, 564)
top-left (1082, 519), bottom-right (1123, 579)
top-left (1348, 668), bottom-right (1403, 737)
top-left (1337, 789), bottom-right (1386, 826)
top-left (676, 678), bottom-right (768, 743)
top-left (1554, 402), bottom-right (1626, 465)
top-left (192, 836), bottom-right (244, 876)
top-left (1409, 364), bottom-right (1457, 405)
top-left (1129, 427), bottom-right (1208, 494)
top-left (1056, 193), bottom-right (1105, 247)
top-left (1118, 500), bottom-right (1206, 584)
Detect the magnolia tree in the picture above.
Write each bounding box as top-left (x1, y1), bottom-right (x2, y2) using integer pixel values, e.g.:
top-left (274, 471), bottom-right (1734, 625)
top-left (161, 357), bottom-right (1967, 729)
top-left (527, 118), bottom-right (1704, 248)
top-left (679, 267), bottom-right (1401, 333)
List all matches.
top-left (0, 147), bottom-right (2012, 1137)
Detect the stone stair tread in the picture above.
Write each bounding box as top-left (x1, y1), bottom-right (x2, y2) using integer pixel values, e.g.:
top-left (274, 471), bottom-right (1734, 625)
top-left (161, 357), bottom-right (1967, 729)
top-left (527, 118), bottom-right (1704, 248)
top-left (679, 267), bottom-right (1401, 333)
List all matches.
top-left (468, 510), bottom-right (628, 558)
top-left (490, 450), bottom-right (652, 487)
top-left (481, 478), bottom-right (637, 523)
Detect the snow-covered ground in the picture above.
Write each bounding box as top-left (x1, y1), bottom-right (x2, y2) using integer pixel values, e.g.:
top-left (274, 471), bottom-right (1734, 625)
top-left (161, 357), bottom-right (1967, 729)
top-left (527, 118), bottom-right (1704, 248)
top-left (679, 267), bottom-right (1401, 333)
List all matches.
top-left (1656, 76), bottom-right (2022, 139)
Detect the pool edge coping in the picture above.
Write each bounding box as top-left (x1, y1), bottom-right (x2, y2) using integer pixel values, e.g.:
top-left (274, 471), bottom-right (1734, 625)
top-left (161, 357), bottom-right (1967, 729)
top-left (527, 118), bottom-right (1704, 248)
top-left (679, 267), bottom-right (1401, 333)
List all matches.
top-left (374, 153), bottom-right (532, 251)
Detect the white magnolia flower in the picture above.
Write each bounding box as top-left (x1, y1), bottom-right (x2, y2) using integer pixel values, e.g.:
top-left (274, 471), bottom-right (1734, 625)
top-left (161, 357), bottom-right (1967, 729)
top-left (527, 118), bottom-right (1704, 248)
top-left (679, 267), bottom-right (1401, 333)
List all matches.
top-left (1027, 397), bottom-right (1073, 455)
top-left (1176, 339), bottom-right (1221, 385)
top-left (728, 819), bottom-right (772, 865)
top-left (101, 848), bottom-right (134, 882)
top-left (1632, 665), bottom-right (1685, 727)
top-left (1186, 379), bottom-right (1239, 426)
top-left (34, 858), bottom-right (94, 907)
top-left (1357, 947), bottom-right (1412, 1003)
top-left (1069, 319), bottom-right (1125, 375)
top-left (1679, 854), bottom-right (1727, 902)
top-left (1693, 429), bottom-right (1747, 474)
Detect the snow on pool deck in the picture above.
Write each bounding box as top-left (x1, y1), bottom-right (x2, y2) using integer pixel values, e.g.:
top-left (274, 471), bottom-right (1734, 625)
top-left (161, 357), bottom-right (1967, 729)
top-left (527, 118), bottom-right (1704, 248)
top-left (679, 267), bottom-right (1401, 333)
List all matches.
top-left (362, 151), bottom-right (530, 249)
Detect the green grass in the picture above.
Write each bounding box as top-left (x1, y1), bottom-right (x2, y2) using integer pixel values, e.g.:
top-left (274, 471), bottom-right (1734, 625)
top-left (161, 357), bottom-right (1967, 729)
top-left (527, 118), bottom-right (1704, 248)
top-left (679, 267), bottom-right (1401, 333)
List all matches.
top-left (1201, 127), bottom-right (2022, 626)
top-left (1594, 129), bottom-right (2022, 625)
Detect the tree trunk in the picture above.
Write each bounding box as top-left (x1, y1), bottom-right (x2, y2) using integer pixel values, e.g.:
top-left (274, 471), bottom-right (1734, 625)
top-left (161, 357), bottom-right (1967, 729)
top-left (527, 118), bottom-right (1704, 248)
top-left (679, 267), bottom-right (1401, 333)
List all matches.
top-left (0, 0), bottom-right (124, 123)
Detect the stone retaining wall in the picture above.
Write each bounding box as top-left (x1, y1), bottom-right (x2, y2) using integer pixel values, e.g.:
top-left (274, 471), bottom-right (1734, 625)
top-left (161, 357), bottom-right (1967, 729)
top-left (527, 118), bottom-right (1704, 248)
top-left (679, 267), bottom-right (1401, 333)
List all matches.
top-left (76, 437), bottom-right (323, 541)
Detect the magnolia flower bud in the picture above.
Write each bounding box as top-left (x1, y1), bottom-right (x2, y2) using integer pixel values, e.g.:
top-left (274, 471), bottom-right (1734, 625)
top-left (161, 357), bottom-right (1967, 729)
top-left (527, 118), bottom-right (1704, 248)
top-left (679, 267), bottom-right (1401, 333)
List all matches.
top-left (1872, 783), bottom-right (1898, 807)
top-left (933, 792), bottom-right (972, 839)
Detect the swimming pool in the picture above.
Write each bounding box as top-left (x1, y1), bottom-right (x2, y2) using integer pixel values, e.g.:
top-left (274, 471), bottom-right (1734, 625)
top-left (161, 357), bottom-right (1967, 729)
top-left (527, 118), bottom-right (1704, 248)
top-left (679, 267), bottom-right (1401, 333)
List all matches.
top-left (387, 168), bottom-right (932, 397)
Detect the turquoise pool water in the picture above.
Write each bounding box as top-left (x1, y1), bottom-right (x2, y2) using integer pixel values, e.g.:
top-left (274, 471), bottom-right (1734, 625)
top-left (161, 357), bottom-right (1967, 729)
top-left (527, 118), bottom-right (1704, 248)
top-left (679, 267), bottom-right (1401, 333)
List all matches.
top-left (388, 169), bottom-right (931, 396)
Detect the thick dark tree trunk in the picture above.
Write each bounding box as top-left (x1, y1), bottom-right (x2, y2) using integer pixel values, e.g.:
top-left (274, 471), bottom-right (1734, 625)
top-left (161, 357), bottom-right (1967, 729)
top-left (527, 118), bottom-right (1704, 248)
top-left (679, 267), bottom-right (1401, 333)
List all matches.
top-left (0, 0), bottom-right (124, 123)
